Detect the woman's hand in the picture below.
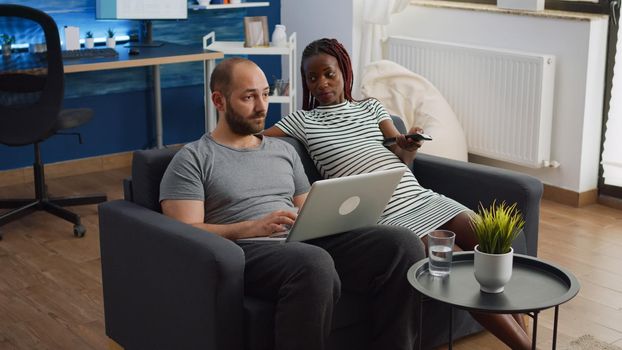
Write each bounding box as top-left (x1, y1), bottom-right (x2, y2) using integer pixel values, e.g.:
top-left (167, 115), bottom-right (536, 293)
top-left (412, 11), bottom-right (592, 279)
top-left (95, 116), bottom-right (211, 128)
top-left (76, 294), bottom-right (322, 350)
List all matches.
top-left (395, 127), bottom-right (425, 152)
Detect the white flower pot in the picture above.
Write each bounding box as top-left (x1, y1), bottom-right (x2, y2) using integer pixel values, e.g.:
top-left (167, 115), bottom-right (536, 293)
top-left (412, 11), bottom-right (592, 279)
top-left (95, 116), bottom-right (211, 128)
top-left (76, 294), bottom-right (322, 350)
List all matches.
top-left (85, 38), bottom-right (95, 49)
top-left (106, 37), bottom-right (116, 49)
top-left (473, 245), bottom-right (513, 293)
top-left (2, 44), bottom-right (11, 56)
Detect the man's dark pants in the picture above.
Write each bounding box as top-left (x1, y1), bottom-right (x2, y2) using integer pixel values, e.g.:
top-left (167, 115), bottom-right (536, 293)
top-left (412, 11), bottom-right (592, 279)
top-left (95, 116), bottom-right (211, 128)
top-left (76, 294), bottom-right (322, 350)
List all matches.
top-left (241, 224), bottom-right (425, 350)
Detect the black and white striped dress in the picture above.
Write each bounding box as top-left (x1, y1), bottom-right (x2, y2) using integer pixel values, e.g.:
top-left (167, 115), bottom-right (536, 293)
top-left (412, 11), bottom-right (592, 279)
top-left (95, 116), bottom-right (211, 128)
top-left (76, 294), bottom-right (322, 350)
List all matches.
top-left (275, 99), bottom-right (469, 238)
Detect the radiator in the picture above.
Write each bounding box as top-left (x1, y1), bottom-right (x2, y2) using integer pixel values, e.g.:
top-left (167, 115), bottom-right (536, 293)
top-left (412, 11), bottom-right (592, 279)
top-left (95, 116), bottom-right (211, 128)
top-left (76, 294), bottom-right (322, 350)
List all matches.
top-left (387, 36), bottom-right (556, 168)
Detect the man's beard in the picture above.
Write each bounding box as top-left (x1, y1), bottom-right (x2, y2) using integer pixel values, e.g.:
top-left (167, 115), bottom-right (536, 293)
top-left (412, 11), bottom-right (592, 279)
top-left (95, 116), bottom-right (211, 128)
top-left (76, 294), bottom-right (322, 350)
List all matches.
top-left (224, 100), bottom-right (266, 136)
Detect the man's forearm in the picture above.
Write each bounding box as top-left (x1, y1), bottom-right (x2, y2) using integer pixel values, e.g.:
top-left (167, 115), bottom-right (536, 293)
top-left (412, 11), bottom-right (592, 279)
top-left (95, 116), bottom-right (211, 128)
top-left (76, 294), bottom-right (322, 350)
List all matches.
top-left (192, 221), bottom-right (254, 240)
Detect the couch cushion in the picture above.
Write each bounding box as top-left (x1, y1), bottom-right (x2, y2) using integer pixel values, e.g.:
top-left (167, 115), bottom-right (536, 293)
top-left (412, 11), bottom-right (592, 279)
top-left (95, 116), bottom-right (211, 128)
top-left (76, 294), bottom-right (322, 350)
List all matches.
top-left (277, 136), bottom-right (323, 184)
top-left (131, 147), bottom-right (179, 212)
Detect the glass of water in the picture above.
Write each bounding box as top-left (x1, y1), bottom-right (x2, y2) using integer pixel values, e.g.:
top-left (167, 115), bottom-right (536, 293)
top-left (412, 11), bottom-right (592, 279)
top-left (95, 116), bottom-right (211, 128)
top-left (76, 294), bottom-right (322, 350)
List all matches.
top-left (428, 230), bottom-right (455, 277)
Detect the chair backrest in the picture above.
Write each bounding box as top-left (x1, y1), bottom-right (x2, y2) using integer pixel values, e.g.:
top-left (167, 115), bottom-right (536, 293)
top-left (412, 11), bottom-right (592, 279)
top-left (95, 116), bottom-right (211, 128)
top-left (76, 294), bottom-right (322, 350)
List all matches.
top-left (130, 147), bottom-right (180, 212)
top-left (0, 4), bottom-right (64, 146)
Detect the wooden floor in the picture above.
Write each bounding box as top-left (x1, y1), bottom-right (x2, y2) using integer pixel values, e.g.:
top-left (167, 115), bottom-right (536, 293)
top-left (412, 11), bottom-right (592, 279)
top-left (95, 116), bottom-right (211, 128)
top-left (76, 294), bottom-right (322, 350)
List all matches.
top-left (1, 168), bottom-right (621, 349)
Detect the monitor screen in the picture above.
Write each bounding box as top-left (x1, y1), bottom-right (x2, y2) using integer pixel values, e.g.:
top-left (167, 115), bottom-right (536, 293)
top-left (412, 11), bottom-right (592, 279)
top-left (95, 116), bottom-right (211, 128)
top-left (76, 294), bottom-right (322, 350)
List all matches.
top-left (96, 0), bottom-right (188, 20)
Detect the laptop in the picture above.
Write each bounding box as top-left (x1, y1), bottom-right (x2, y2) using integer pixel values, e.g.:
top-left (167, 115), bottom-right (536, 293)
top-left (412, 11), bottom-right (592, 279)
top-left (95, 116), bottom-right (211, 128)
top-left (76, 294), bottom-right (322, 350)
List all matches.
top-left (236, 168), bottom-right (405, 243)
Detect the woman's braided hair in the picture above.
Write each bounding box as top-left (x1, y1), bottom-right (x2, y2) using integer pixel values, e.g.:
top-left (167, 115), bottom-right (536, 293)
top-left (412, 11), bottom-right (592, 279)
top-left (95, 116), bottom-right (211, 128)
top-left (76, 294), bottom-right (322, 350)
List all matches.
top-left (301, 38), bottom-right (354, 110)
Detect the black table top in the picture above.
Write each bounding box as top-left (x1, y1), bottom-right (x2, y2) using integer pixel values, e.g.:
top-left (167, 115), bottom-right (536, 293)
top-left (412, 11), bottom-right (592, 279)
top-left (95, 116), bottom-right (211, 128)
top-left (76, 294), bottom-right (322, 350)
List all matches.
top-left (408, 252), bottom-right (580, 313)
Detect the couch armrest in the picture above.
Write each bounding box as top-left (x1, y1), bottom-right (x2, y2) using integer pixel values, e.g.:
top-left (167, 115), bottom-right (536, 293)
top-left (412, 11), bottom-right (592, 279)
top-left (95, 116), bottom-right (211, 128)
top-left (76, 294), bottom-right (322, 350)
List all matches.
top-left (99, 200), bottom-right (245, 350)
top-left (413, 154), bottom-right (543, 256)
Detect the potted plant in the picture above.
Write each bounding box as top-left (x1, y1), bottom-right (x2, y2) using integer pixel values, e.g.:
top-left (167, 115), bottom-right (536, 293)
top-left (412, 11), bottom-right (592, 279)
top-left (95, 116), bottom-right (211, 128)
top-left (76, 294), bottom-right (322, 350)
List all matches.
top-left (470, 201), bottom-right (524, 293)
top-left (1, 33), bottom-right (15, 56)
top-left (106, 28), bottom-right (116, 48)
top-left (85, 31), bottom-right (95, 49)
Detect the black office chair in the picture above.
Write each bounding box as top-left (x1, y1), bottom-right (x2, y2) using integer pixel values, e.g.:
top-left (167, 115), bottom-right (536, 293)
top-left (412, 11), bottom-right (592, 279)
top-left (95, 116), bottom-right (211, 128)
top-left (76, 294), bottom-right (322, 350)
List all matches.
top-left (0, 4), bottom-right (107, 239)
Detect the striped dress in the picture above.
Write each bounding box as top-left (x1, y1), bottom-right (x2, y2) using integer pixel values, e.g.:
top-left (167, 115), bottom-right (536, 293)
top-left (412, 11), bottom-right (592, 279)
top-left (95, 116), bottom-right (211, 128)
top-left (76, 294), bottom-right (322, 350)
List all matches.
top-left (274, 99), bottom-right (469, 238)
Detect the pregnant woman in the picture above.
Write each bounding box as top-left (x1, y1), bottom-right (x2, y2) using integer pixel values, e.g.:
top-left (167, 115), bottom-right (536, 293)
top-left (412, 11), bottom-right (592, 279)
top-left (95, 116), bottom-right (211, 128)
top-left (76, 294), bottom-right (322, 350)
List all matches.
top-left (264, 38), bottom-right (531, 350)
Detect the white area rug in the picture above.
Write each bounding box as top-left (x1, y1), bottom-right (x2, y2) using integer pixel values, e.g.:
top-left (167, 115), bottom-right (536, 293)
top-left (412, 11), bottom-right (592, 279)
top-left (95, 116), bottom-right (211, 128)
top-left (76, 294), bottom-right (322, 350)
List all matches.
top-left (565, 335), bottom-right (622, 350)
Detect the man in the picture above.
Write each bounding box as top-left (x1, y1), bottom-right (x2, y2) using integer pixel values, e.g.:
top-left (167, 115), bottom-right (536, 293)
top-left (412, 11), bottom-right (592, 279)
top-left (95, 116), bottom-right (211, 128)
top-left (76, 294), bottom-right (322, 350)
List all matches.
top-left (159, 57), bottom-right (424, 350)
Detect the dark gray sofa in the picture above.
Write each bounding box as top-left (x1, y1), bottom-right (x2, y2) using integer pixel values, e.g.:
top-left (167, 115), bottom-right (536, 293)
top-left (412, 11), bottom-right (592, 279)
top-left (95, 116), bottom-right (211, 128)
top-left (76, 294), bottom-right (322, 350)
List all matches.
top-left (98, 119), bottom-right (542, 350)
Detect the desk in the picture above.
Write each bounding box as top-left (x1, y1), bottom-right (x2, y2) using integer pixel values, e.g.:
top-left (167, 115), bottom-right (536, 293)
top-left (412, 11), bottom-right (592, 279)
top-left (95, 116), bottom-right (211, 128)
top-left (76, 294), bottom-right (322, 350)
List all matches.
top-left (1, 44), bottom-right (223, 148)
top-left (64, 44), bottom-right (223, 148)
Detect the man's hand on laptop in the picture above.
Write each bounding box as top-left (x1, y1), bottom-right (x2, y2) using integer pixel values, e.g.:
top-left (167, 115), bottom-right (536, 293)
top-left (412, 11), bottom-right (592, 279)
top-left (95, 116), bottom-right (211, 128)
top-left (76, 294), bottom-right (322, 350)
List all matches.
top-left (251, 210), bottom-right (297, 237)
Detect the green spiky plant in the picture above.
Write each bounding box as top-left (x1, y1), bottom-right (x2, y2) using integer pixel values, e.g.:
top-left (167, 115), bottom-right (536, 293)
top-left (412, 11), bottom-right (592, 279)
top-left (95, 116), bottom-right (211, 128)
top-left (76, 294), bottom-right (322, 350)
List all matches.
top-left (106, 28), bottom-right (115, 38)
top-left (470, 201), bottom-right (525, 254)
top-left (1, 33), bottom-right (15, 45)
top-left (85, 31), bottom-right (94, 39)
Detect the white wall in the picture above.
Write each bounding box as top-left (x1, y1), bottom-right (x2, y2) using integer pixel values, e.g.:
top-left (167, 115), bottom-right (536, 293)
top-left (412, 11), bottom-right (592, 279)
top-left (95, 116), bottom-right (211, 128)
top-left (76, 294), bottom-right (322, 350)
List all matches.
top-left (387, 5), bottom-right (608, 193)
top-left (281, 0), bottom-right (356, 109)
top-left (282, 2), bottom-right (607, 194)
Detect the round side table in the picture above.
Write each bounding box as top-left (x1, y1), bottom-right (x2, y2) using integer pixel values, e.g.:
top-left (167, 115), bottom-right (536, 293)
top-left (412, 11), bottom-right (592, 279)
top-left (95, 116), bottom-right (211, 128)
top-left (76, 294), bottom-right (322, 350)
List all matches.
top-left (408, 252), bottom-right (580, 350)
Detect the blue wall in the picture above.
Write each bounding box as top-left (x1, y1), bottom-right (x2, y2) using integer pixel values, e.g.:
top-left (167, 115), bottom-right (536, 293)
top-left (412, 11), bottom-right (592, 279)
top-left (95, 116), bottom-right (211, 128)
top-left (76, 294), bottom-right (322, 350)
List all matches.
top-left (0, 0), bottom-right (282, 171)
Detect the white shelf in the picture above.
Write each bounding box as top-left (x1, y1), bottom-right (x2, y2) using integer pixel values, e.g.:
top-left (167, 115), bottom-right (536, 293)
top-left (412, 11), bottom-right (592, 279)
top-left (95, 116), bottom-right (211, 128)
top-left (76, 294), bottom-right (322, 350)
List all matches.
top-left (205, 41), bottom-right (291, 55)
top-left (269, 95), bottom-right (291, 103)
top-left (189, 2), bottom-right (269, 10)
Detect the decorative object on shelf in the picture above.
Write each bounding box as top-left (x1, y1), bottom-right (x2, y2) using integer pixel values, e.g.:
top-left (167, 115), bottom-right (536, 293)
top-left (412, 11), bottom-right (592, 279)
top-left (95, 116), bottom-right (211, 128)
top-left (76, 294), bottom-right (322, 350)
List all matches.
top-left (197, 0), bottom-right (211, 5)
top-left (85, 31), bottom-right (95, 49)
top-left (272, 78), bottom-right (289, 96)
top-left (106, 28), bottom-right (116, 48)
top-left (64, 26), bottom-right (80, 50)
top-left (271, 24), bottom-right (287, 47)
top-left (1, 33), bottom-right (15, 56)
top-left (244, 16), bottom-right (268, 47)
top-left (470, 201), bottom-right (524, 293)
top-left (230, 0), bottom-right (241, 3)
top-left (497, 0), bottom-right (544, 12)
top-left (28, 43), bottom-right (46, 53)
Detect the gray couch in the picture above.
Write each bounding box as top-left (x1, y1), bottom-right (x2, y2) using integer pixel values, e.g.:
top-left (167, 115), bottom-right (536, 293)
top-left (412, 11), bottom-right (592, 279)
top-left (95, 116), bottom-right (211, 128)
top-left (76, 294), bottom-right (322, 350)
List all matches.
top-left (99, 118), bottom-right (542, 350)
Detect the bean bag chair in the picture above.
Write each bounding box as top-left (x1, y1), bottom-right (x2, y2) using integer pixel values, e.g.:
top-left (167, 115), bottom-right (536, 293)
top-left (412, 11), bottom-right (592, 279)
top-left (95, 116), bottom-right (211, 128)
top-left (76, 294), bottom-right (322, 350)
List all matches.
top-left (361, 60), bottom-right (468, 162)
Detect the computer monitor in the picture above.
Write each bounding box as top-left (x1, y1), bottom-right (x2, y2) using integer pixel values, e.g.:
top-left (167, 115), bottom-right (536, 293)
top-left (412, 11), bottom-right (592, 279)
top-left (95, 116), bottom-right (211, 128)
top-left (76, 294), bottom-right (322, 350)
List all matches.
top-left (95, 0), bottom-right (188, 47)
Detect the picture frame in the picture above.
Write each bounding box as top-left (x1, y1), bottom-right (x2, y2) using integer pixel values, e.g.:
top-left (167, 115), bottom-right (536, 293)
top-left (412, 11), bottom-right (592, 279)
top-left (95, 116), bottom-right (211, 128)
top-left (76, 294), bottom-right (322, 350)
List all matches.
top-left (244, 16), bottom-right (269, 48)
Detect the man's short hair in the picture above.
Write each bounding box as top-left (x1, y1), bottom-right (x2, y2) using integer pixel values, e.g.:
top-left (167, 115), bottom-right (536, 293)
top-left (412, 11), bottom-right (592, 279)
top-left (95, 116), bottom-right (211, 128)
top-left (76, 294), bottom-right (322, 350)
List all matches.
top-left (209, 57), bottom-right (255, 97)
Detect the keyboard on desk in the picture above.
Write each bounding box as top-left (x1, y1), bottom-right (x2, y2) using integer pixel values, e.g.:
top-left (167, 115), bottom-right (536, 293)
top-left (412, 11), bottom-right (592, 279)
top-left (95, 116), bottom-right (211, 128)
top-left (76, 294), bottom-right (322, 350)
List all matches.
top-left (61, 48), bottom-right (119, 60)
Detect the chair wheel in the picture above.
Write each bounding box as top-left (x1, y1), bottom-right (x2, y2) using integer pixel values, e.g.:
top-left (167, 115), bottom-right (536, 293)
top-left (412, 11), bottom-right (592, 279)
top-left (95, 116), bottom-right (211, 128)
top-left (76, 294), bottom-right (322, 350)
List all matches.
top-left (74, 224), bottom-right (86, 238)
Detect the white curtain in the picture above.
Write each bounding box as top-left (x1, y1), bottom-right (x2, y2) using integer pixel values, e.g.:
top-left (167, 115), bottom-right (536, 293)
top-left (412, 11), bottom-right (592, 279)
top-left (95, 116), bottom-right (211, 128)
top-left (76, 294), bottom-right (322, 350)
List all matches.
top-left (354, 0), bottom-right (410, 98)
top-left (602, 22), bottom-right (622, 187)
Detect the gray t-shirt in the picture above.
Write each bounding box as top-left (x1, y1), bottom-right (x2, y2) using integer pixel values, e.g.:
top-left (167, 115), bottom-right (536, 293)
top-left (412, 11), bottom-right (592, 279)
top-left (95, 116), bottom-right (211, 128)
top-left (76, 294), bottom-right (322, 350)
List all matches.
top-left (159, 134), bottom-right (310, 225)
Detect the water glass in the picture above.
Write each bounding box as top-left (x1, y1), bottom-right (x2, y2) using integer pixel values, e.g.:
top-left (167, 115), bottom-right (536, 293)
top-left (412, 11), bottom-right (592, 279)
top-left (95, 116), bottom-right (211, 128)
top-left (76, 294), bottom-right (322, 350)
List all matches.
top-left (428, 230), bottom-right (455, 277)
